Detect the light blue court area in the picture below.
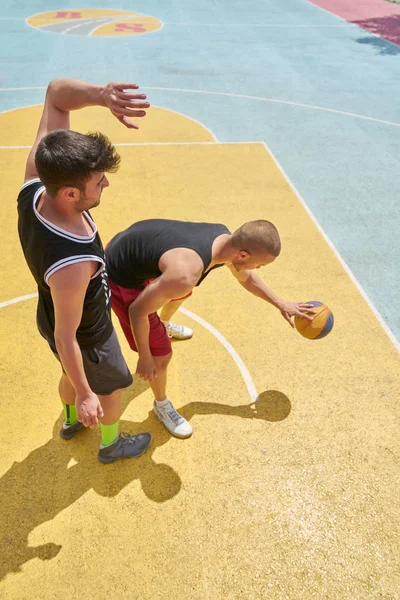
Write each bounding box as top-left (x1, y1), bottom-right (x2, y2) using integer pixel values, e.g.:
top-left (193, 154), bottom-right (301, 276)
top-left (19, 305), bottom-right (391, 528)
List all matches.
top-left (1, 0), bottom-right (399, 345)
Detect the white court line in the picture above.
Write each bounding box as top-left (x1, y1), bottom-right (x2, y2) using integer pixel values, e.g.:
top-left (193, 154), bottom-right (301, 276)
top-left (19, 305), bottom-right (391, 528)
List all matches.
top-left (23, 8), bottom-right (145, 29)
top-left (57, 14), bottom-right (149, 36)
top-left (0, 292), bottom-right (259, 401)
top-left (38, 13), bottom-right (144, 33)
top-left (0, 18), bottom-right (354, 27)
top-left (0, 145), bottom-right (31, 149)
top-left (0, 293), bottom-right (38, 309)
top-left (179, 307), bottom-right (259, 400)
top-left (150, 103), bottom-right (218, 141)
top-left (165, 22), bottom-right (355, 28)
top-left (24, 8), bottom-right (146, 20)
top-left (1, 85), bottom-right (399, 129)
top-left (60, 18), bottom-right (110, 35)
top-left (0, 17), bottom-right (353, 26)
top-left (0, 88), bottom-right (45, 91)
top-left (262, 142), bottom-right (400, 354)
top-left (88, 16), bottom-right (165, 37)
top-left (0, 101), bottom-right (219, 143)
top-left (87, 16), bottom-right (138, 36)
top-left (21, 10), bottom-right (164, 38)
top-left (142, 87), bottom-right (400, 129)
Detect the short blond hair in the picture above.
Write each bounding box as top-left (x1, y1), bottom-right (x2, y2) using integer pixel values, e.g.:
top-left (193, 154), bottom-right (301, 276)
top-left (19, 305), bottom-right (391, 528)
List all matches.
top-left (231, 220), bottom-right (281, 257)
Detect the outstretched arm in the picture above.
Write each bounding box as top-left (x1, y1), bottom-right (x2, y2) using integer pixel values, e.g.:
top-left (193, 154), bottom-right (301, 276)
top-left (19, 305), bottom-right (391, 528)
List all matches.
top-left (24, 78), bottom-right (149, 182)
top-left (227, 264), bottom-right (315, 328)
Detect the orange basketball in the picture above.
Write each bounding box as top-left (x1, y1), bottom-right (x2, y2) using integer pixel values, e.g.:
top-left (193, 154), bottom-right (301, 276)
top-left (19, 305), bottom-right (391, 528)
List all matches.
top-left (294, 301), bottom-right (334, 340)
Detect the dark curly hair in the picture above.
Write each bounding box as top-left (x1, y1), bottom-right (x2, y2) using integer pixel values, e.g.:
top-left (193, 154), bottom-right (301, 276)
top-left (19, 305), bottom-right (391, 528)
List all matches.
top-left (35, 129), bottom-right (121, 196)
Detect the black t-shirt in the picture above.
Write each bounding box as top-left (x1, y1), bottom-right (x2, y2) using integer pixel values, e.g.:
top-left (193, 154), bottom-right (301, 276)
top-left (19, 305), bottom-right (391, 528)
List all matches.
top-left (106, 219), bottom-right (231, 288)
top-left (17, 179), bottom-right (113, 349)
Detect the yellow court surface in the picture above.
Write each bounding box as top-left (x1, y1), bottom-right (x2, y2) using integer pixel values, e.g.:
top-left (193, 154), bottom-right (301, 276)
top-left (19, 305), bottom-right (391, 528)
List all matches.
top-left (26, 9), bottom-right (139, 28)
top-left (26, 10), bottom-right (163, 37)
top-left (1, 106), bottom-right (399, 599)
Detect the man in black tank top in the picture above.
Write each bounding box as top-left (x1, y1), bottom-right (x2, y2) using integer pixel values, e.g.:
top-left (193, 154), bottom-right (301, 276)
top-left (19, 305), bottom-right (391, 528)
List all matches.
top-left (105, 219), bottom-right (315, 439)
top-left (17, 77), bottom-right (152, 463)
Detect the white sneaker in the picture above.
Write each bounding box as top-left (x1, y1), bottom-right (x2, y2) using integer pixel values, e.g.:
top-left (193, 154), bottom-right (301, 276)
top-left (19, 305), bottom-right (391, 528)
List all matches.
top-left (153, 400), bottom-right (193, 438)
top-left (165, 322), bottom-right (193, 340)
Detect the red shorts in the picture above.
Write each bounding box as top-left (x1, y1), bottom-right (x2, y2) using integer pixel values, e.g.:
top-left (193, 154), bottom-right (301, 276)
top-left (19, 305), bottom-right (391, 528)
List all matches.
top-left (109, 279), bottom-right (192, 357)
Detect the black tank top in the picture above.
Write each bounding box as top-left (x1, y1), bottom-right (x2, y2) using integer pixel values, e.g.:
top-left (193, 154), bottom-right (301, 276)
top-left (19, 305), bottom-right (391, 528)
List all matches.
top-left (106, 219), bottom-right (230, 288)
top-left (17, 179), bottom-right (113, 348)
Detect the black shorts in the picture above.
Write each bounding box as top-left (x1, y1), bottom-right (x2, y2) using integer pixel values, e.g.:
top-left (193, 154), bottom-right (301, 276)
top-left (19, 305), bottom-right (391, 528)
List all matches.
top-left (49, 329), bottom-right (133, 396)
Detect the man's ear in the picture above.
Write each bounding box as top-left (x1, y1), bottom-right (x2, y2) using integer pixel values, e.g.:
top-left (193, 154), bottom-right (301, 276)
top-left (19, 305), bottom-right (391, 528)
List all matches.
top-left (60, 186), bottom-right (79, 203)
top-left (238, 250), bottom-right (250, 260)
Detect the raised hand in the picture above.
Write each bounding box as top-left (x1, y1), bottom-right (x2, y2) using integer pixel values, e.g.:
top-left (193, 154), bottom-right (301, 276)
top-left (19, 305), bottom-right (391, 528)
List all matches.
top-left (101, 82), bottom-right (150, 129)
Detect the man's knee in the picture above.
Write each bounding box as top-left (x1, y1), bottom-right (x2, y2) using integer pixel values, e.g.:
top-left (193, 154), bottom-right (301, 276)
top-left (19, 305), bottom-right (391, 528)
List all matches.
top-left (99, 387), bottom-right (123, 402)
top-left (155, 352), bottom-right (172, 370)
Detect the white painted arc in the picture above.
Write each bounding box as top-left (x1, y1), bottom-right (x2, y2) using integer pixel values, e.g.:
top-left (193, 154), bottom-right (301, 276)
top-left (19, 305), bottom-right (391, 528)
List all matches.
top-left (87, 15), bottom-right (165, 38)
top-left (0, 292), bottom-right (260, 400)
top-left (0, 101), bottom-right (218, 143)
top-left (61, 18), bottom-right (110, 35)
top-left (1, 87), bottom-right (399, 128)
top-left (0, 292), bottom-right (38, 308)
top-left (141, 87), bottom-right (400, 128)
top-left (179, 306), bottom-right (259, 401)
top-left (150, 103), bottom-right (218, 141)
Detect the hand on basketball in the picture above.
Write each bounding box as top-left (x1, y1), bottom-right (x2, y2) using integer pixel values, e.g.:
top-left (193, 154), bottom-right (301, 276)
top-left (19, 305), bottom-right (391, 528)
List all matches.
top-left (102, 82), bottom-right (150, 129)
top-left (136, 355), bottom-right (158, 382)
top-left (279, 302), bottom-right (316, 328)
top-left (76, 391), bottom-right (104, 428)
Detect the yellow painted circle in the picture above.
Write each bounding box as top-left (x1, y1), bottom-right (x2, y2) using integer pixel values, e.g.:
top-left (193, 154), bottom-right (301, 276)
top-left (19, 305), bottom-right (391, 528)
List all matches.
top-left (26, 9), bottom-right (163, 37)
top-left (0, 104), bottom-right (214, 147)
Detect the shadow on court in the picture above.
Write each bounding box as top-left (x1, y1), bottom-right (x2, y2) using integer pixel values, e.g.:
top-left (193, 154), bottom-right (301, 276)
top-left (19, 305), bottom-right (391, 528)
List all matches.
top-left (353, 14), bottom-right (400, 48)
top-left (356, 35), bottom-right (400, 55)
top-left (180, 389), bottom-right (291, 423)
top-left (0, 381), bottom-right (290, 581)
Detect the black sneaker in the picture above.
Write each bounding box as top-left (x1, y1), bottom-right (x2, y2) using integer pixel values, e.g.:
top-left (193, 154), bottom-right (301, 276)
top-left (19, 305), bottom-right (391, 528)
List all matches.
top-left (98, 432), bottom-right (151, 464)
top-left (59, 421), bottom-right (84, 440)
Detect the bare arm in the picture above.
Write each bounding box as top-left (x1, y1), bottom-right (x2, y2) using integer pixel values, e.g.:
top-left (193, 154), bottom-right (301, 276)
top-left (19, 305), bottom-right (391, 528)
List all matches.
top-left (227, 264), bottom-right (283, 305)
top-left (49, 261), bottom-right (104, 427)
top-left (227, 264), bottom-right (314, 328)
top-left (24, 78), bottom-right (149, 182)
top-left (129, 273), bottom-right (195, 381)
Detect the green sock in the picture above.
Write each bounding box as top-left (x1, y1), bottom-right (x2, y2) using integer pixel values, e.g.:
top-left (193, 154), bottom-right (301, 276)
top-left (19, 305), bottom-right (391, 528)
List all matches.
top-left (100, 421), bottom-right (119, 447)
top-left (62, 402), bottom-right (78, 426)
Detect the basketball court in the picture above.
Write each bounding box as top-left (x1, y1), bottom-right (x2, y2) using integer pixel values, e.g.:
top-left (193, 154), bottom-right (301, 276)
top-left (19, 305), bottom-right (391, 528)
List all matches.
top-left (1, 1), bottom-right (399, 598)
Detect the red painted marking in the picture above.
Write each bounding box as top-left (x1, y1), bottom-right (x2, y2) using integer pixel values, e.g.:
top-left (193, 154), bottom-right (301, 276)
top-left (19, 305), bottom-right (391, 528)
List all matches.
top-left (54, 11), bottom-right (82, 19)
top-left (114, 22), bottom-right (146, 32)
top-left (307, 0), bottom-right (400, 45)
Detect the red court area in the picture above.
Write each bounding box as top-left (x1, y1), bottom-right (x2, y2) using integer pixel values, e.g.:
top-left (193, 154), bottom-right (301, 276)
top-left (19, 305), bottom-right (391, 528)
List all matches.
top-left (309, 0), bottom-right (400, 45)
